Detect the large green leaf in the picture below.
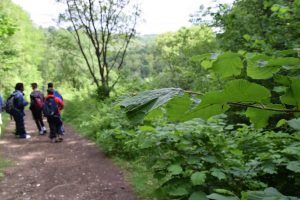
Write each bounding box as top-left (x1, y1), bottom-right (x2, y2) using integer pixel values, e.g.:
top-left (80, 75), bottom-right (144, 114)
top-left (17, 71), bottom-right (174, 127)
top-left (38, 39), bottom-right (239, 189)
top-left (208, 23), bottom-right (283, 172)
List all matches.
top-left (166, 94), bottom-right (193, 122)
top-left (185, 80), bottom-right (270, 121)
top-left (267, 57), bottom-right (300, 67)
top-left (224, 80), bottom-right (271, 103)
top-left (211, 52), bottom-right (243, 79)
top-left (247, 54), bottom-right (280, 79)
top-left (281, 78), bottom-right (300, 107)
top-left (168, 164), bottom-right (183, 175)
top-left (287, 118), bottom-right (300, 130)
top-left (245, 104), bottom-right (284, 128)
top-left (211, 168), bottom-right (226, 180)
top-left (247, 56), bottom-right (300, 79)
top-left (191, 171), bottom-right (207, 186)
top-left (119, 88), bottom-right (183, 123)
top-left (287, 161), bottom-right (300, 173)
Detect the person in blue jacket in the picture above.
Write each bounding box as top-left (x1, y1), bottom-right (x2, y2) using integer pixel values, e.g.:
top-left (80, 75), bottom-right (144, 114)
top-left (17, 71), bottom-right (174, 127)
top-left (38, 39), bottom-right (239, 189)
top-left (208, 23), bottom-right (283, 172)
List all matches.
top-left (11, 83), bottom-right (30, 139)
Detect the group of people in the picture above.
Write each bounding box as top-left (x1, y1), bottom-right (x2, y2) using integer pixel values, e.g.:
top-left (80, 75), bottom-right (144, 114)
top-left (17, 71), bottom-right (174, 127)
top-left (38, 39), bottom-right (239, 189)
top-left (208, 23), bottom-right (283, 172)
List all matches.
top-left (0, 82), bottom-right (65, 143)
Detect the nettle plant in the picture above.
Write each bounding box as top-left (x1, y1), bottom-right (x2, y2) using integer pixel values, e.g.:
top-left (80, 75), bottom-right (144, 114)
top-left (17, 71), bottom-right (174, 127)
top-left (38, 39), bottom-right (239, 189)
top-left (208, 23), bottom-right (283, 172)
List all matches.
top-left (120, 50), bottom-right (300, 130)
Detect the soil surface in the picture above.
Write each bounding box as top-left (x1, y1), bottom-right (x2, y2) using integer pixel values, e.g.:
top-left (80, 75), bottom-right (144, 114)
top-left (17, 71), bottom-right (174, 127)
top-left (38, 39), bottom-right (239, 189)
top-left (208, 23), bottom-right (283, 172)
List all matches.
top-left (0, 111), bottom-right (137, 200)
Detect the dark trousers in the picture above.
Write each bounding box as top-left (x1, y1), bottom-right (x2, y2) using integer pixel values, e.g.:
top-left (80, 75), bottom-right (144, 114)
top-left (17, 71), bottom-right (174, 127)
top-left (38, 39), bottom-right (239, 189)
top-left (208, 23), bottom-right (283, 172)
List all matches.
top-left (47, 116), bottom-right (62, 139)
top-left (31, 110), bottom-right (45, 131)
top-left (12, 110), bottom-right (26, 138)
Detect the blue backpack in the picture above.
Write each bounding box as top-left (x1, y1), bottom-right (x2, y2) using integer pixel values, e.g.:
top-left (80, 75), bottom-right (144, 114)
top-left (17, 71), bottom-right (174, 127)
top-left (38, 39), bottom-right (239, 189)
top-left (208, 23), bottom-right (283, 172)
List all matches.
top-left (43, 97), bottom-right (59, 117)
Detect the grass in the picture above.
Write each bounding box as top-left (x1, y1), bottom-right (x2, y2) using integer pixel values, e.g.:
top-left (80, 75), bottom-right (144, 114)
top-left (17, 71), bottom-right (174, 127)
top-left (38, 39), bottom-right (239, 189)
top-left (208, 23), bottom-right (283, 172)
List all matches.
top-left (113, 158), bottom-right (157, 200)
top-left (0, 158), bottom-right (11, 179)
top-left (0, 113), bottom-right (12, 179)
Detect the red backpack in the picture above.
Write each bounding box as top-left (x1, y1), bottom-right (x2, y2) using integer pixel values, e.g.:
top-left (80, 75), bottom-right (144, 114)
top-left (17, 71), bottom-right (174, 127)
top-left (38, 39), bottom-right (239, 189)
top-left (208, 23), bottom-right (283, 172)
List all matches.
top-left (34, 96), bottom-right (44, 110)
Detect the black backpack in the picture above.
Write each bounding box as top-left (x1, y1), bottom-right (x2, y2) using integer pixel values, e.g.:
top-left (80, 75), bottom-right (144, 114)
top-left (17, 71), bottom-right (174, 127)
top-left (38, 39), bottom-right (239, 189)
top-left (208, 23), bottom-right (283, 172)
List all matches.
top-left (43, 97), bottom-right (59, 117)
top-left (5, 95), bottom-right (15, 114)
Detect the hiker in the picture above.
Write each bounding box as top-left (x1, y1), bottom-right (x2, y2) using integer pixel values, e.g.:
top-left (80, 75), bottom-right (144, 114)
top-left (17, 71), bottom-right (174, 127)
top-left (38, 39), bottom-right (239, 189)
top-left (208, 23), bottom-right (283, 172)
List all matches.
top-left (30, 83), bottom-right (47, 135)
top-left (47, 82), bottom-right (63, 101)
top-left (47, 82), bottom-right (65, 133)
top-left (44, 89), bottom-right (64, 143)
top-left (8, 83), bottom-right (30, 139)
top-left (0, 94), bottom-right (3, 134)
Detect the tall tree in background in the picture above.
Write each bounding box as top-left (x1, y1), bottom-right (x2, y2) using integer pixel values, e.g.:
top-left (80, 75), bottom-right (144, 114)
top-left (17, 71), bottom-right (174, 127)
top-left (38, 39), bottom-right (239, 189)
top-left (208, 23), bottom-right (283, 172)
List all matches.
top-left (58, 0), bottom-right (140, 99)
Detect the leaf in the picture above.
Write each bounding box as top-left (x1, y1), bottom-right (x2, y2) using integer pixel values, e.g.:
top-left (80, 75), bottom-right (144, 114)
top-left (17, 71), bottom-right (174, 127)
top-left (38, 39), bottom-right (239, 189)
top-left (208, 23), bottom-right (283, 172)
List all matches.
top-left (246, 187), bottom-right (299, 200)
top-left (187, 104), bottom-right (230, 120)
top-left (214, 189), bottom-right (235, 196)
top-left (280, 78), bottom-right (300, 107)
top-left (287, 161), bottom-right (300, 173)
top-left (224, 80), bottom-right (271, 103)
top-left (247, 54), bottom-right (280, 80)
top-left (189, 192), bottom-right (209, 200)
top-left (245, 104), bottom-right (284, 128)
top-left (273, 86), bottom-right (287, 93)
top-left (169, 186), bottom-right (189, 196)
top-left (274, 75), bottom-right (291, 86)
top-left (276, 119), bottom-right (287, 128)
top-left (166, 94), bottom-right (192, 122)
top-left (287, 118), bottom-right (300, 130)
top-left (267, 57), bottom-right (300, 67)
top-left (185, 80), bottom-right (270, 121)
top-left (119, 88), bottom-right (183, 123)
top-left (191, 171), bottom-right (206, 186)
top-left (211, 52), bottom-right (243, 79)
top-left (207, 193), bottom-right (239, 200)
top-left (167, 164), bottom-right (183, 175)
top-left (211, 168), bottom-right (226, 180)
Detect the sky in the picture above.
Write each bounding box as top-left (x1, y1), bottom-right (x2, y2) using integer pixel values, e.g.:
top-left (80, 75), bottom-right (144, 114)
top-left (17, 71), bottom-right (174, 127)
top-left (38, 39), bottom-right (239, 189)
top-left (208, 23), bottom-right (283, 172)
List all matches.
top-left (11, 0), bottom-right (233, 35)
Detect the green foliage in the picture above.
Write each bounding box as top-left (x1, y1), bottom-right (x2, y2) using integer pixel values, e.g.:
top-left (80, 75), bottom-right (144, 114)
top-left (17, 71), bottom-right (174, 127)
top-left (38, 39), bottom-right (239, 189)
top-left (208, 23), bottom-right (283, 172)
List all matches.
top-left (153, 26), bottom-right (218, 91)
top-left (193, 0), bottom-right (300, 52)
top-left (0, 0), bottom-right (44, 95)
top-left (121, 50), bottom-right (300, 129)
top-left (211, 52), bottom-right (243, 79)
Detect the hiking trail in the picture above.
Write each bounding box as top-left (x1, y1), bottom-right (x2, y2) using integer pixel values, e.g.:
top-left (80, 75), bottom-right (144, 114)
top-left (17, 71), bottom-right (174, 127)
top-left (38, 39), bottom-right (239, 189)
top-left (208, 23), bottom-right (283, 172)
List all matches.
top-left (0, 111), bottom-right (137, 200)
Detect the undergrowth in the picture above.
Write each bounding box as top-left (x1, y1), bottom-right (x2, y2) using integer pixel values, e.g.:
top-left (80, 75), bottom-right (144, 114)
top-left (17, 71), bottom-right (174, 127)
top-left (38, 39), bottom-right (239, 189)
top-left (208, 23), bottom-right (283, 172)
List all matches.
top-left (63, 95), bottom-right (300, 200)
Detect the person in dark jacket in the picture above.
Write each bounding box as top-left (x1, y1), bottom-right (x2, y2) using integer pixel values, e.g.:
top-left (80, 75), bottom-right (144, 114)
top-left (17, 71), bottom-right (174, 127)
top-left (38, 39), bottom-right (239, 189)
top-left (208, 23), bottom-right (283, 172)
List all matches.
top-left (47, 82), bottom-right (65, 134)
top-left (45, 89), bottom-right (64, 143)
top-left (47, 82), bottom-right (63, 101)
top-left (11, 83), bottom-right (30, 139)
top-left (30, 83), bottom-right (47, 135)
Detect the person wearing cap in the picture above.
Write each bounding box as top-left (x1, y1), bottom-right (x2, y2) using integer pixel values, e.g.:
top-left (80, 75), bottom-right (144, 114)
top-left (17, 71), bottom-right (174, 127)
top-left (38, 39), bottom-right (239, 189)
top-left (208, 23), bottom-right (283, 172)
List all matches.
top-left (47, 82), bottom-right (63, 101)
top-left (47, 82), bottom-right (65, 134)
top-left (44, 89), bottom-right (64, 143)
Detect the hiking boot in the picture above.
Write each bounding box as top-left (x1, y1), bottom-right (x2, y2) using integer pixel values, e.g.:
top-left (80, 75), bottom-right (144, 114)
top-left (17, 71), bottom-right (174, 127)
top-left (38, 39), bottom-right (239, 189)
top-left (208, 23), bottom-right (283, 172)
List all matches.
top-left (58, 135), bottom-right (63, 142)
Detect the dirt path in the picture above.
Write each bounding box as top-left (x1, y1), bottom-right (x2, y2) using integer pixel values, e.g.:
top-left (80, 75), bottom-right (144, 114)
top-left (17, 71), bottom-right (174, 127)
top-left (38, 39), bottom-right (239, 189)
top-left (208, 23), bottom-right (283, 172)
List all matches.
top-left (0, 111), bottom-right (137, 200)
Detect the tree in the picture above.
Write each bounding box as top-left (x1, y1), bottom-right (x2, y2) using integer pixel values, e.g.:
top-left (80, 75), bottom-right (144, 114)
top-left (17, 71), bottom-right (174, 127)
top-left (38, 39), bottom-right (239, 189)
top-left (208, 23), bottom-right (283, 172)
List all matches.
top-left (0, 0), bottom-right (44, 95)
top-left (192, 0), bottom-right (300, 52)
top-left (154, 26), bottom-right (218, 91)
top-left (58, 0), bottom-right (140, 99)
